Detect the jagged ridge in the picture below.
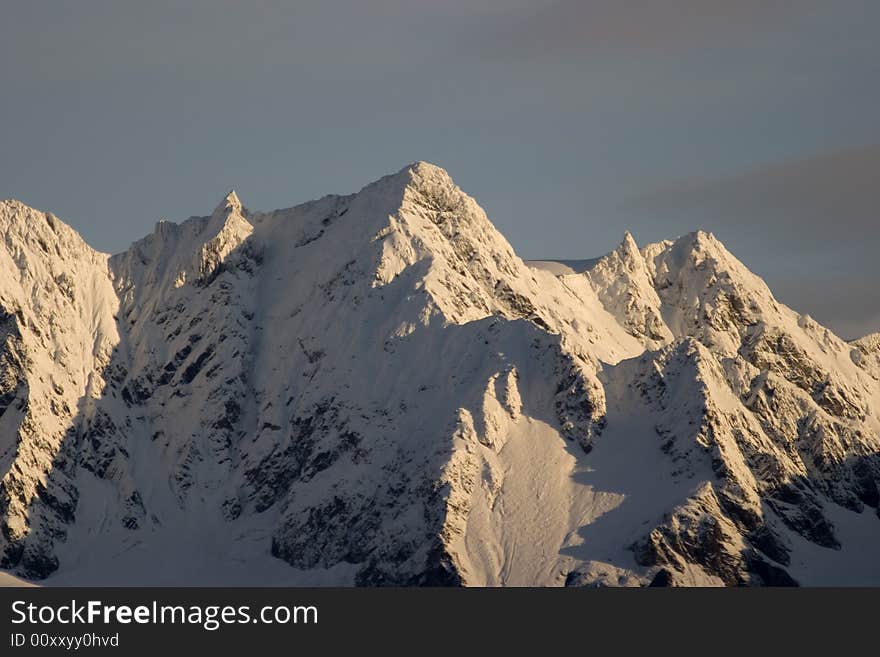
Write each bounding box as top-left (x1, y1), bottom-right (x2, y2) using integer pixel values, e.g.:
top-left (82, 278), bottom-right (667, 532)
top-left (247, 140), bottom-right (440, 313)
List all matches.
top-left (0, 163), bottom-right (878, 586)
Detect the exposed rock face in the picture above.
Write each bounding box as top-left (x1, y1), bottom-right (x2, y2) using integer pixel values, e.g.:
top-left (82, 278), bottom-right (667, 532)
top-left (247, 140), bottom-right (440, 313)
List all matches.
top-left (0, 163), bottom-right (878, 586)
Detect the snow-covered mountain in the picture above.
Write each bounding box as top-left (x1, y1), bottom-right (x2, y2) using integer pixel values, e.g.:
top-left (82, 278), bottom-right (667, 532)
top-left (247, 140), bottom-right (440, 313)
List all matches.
top-left (1, 162), bottom-right (878, 586)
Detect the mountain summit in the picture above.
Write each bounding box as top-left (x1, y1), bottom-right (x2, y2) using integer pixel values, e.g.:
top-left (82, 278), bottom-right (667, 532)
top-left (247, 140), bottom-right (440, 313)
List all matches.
top-left (1, 163), bottom-right (878, 586)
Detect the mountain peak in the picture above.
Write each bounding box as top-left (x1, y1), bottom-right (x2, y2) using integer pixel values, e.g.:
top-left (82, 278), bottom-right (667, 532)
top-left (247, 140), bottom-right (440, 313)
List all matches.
top-left (652, 229), bottom-right (736, 275)
top-left (0, 197), bottom-right (99, 258)
top-left (619, 230), bottom-right (640, 259)
top-left (587, 229), bottom-right (673, 348)
top-left (0, 198), bottom-right (42, 224)
top-left (382, 161), bottom-right (454, 193)
top-left (677, 229), bottom-right (722, 252)
top-left (214, 189), bottom-right (243, 216)
top-left (406, 160), bottom-right (450, 178)
top-left (350, 161), bottom-right (457, 214)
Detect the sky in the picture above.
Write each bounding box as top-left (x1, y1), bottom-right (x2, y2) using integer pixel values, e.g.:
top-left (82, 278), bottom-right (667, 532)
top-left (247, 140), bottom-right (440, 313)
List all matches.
top-left (1, 1), bottom-right (878, 338)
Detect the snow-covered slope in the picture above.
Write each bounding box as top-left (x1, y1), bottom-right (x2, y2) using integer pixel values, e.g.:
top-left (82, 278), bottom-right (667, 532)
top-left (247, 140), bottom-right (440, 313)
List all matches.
top-left (1, 163), bottom-right (878, 586)
top-left (0, 200), bottom-right (120, 577)
top-left (852, 333), bottom-right (880, 380)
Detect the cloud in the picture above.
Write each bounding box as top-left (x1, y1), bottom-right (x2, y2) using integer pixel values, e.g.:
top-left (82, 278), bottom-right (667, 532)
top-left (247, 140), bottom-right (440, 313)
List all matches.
top-left (627, 145), bottom-right (880, 241)
top-left (479, 0), bottom-right (811, 56)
